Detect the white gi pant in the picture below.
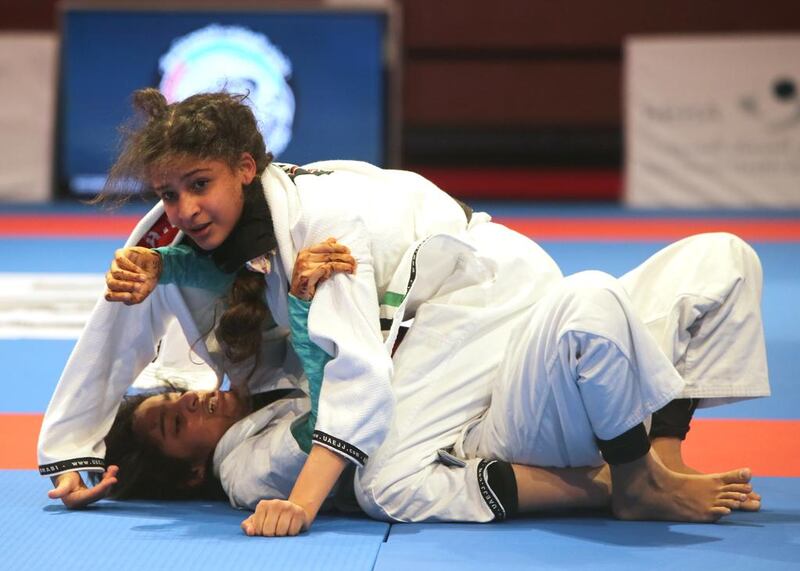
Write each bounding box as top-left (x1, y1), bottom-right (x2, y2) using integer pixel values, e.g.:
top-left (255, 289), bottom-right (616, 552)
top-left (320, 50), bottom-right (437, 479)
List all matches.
top-left (355, 232), bottom-right (769, 523)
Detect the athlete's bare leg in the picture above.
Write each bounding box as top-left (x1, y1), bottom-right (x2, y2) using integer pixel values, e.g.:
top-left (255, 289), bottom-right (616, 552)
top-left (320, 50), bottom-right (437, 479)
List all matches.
top-left (610, 449), bottom-right (752, 522)
top-left (514, 464), bottom-right (611, 513)
top-left (651, 437), bottom-right (761, 511)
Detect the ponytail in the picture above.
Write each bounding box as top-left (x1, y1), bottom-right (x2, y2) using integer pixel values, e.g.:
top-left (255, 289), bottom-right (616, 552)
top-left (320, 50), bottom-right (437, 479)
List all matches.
top-left (216, 269), bottom-right (268, 363)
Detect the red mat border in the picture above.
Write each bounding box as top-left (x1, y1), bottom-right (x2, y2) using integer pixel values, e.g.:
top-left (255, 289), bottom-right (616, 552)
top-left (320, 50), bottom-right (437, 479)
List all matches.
top-left (2, 215), bottom-right (800, 241)
top-left (3, 415), bottom-right (799, 476)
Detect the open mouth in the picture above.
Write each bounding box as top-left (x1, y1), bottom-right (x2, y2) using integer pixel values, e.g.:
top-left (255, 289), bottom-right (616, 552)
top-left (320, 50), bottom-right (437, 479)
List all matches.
top-left (207, 391), bottom-right (219, 415)
top-left (189, 222), bottom-right (211, 235)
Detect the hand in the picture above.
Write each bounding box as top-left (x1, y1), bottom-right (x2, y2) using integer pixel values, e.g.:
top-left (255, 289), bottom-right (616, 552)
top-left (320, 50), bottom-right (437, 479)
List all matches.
top-left (241, 499), bottom-right (310, 537)
top-left (105, 247), bottom-right (162, 305)
top-left (290, 238), bottom-right (356, 301)
top-left (48, 466), bottom-right (119, 509)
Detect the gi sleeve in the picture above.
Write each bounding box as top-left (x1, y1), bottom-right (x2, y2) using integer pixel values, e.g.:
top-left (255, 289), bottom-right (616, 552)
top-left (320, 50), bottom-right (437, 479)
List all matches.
top-left (299, 217), bottom-right (394, 467)
top-left (155, 244), bottom-right (234, 296)
top-left (37, 285), bottom-right (192, 476)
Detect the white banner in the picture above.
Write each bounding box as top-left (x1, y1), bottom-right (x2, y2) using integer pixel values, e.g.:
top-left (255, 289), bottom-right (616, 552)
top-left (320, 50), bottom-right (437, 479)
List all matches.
top-left (625, 35), bottom-right (800, 208)
top-left (0, 272), bottom-right (217, 389)
top-left (0, 33), bottom-right (57, 202)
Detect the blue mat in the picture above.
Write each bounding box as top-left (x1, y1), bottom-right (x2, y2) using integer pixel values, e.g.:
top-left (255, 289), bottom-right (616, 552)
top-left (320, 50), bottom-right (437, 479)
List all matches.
top-left (373, 478), bottom-right (800, 571)
top-left (0, 238), bottom-right (125, 273)
top-left (1, 340), bottom-right (75, 412)
top-left (4, 471), bottom-right (389, 571)
top-left (3, 212), bottom-right (799, 570)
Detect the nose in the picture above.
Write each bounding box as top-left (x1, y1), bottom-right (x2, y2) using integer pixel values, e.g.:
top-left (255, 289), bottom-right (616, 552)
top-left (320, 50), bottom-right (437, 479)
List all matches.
top-left (179, 391), bottom-right (200, 413)
top-left (171, 194), bottom-right (200, 227)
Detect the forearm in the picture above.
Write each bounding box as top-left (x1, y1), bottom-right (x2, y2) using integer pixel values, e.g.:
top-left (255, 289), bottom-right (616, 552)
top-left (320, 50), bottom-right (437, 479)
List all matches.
top-left (288, 444), bottom-right (348, 523)
top-left (155, 245), bottom-right (233, 294)
top-left (513, 464), bottom-right (611, 513)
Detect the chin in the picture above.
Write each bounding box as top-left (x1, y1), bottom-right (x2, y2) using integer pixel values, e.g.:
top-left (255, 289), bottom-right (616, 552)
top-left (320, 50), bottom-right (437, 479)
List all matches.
top-left (193, 235), bottom-right (222, 251)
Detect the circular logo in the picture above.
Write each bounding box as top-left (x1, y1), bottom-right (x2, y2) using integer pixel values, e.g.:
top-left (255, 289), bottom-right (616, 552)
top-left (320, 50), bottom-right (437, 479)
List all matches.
top-left (158, 24), bottom-right (295, 156)
top-left (739, 75), bottom-right (800, 131)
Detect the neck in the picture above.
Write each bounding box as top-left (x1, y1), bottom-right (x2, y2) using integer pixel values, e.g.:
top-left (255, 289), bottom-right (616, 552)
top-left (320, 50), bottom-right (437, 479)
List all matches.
top-left (210, 177), bottom-right (277, 273)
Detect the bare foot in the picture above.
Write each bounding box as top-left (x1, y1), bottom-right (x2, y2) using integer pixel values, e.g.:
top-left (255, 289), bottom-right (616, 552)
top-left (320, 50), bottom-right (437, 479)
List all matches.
top-left (651, 437), bottom-right (761, 512)
top-left (610, 450), bottom-right (752, 522)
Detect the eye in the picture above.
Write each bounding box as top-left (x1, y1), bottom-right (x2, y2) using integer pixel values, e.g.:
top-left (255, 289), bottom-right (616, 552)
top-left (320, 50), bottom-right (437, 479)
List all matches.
top-left (191, 178), bottom-right (209, 191)
top-left (158, 190), bottom-right (177, 203)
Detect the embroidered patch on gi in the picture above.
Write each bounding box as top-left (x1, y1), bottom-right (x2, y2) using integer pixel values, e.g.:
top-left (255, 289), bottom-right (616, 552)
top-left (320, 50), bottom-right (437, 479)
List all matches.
top-left (136, 212), bottom-right (180, 248)
top-left (279, 164), bottom-right (333, 182)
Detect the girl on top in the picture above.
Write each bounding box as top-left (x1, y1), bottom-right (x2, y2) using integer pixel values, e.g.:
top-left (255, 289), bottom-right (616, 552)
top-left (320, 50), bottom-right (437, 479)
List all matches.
top-left (40, 87), bottom-right (474, 525)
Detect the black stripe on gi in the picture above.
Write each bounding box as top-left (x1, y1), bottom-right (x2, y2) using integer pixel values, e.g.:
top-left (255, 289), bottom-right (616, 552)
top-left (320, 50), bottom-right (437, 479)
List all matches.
top-left (379, 240), bottom-right (425, 333)
top-left (39, 457), bottom-right (105, 476)
top-left (477, 459), bottom-right (507, 520)
top-left (312, 430), bottom-right (368, 466)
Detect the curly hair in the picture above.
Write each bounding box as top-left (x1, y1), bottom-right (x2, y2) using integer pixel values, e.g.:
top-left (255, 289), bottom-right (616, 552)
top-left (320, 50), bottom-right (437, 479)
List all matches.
top-left (102, 88), bottom-right (273, 199)
top-left (93, 390), bottom-right (225, 501)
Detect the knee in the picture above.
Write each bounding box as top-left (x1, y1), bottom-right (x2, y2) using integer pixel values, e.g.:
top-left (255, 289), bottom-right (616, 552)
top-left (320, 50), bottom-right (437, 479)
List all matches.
top-left (689, 233), bottom-right (763, 284)
top-left (559, 271), bottom-right (628, 315)
top-left (552, 272), bottom-right (632, 339)
top-left (355, 467), bottom-right (422, 522)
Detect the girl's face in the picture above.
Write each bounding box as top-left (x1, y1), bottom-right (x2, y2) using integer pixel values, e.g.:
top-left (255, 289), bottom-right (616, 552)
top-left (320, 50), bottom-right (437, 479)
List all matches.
top-left (132, 390), bottom-right (248, 465)
top-left (150, 154), bottom-right (257, 251)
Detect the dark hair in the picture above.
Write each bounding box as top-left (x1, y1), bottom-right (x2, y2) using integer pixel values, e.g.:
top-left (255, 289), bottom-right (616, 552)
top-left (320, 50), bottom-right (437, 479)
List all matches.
top-left (94, 390), bottom-right (225, 501)
top-left (217, 268), bottom-right (268, 363)
top-left (101, 88), bottom-right (273, 199)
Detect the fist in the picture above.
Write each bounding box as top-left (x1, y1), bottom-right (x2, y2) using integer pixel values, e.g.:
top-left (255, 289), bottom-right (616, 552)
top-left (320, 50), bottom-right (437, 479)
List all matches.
top-left (241, 499), bottom-right (310, 537)
top-left (105, 247), bottom-right (162, 305)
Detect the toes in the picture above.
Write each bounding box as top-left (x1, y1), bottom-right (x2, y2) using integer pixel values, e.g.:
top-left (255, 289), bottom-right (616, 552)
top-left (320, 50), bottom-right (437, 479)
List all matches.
top-left (719, 492), bottom-right (749, 503)
top-left (739, 499), bottom-right (761, 512)
top-left (715, 498), bottom-right (742, 510)
top-left (709, 506), bottom-right (731, 521)
top-left (721, 483), bottom-right (752, 495)
top-left (721, 468), bottom-right (752, 484)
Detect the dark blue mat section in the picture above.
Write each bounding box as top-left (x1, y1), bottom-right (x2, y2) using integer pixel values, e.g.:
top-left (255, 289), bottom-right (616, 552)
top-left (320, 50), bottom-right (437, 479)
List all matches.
top-left (4, 471), bottom-right (389, 571)
top-left (373, 478), bottom-right (800, 571)
top-left (1, 340), bottom-right (75, 412)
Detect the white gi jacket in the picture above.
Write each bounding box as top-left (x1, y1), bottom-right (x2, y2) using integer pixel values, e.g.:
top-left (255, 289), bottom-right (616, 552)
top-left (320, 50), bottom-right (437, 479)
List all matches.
top-left (37, 160), bottom-right (467, 476)
top-left (260, 160), bottom-right (468, 465)
top-left (213, 395), bottom-right (311, 509)
top-left (215, 220), bottom-right (564, 520)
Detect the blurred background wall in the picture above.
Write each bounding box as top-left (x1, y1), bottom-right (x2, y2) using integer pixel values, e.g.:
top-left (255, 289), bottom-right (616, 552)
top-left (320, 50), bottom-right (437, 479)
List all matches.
top-left (1, 0), bottom-right (799, 202)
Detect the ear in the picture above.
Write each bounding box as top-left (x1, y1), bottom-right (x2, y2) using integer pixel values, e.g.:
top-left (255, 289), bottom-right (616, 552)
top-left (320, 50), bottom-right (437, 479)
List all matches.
top-left (185, 462), bottom-right (207, 489)
top-left (238, 152), bottom-right (257, 185)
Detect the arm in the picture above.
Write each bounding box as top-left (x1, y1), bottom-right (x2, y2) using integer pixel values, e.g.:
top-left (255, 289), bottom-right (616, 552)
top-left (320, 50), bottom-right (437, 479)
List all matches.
top-left (243, 240), bottom-right (356, 537)
top-left (105, 244), bottom-right (233, 304)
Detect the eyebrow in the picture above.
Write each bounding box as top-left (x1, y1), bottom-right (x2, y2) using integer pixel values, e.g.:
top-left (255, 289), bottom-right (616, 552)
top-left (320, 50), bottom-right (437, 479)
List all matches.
top-left (152, 168), bottom-right (212, 192)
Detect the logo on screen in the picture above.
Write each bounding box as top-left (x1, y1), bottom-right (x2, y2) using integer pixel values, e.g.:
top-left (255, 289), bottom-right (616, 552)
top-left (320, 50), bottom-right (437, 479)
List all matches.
top-left (158, 24), bottom-right (295, 156)
top-left (739, 76), bottom-right (800, 131)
